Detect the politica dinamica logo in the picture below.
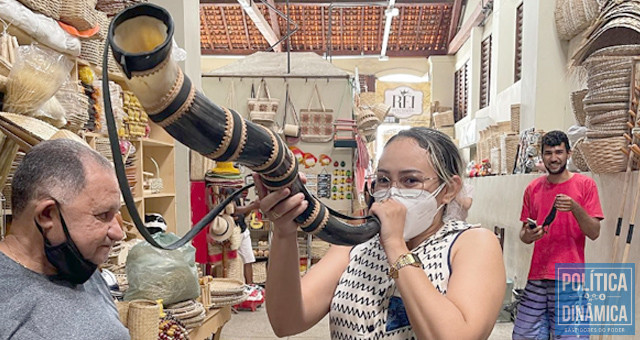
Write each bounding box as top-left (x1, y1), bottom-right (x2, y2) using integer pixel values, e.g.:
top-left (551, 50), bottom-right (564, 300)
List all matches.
top-left (555, 263), bottom-right (635, 336)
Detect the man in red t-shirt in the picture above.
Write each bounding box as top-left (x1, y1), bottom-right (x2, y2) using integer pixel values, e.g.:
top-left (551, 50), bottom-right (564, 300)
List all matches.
top-left (512, 130), bottom-right (603, 340)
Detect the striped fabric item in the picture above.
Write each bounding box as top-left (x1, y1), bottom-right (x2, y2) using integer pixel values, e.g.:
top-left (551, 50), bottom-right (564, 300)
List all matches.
top-left (513, 280), bottom-right (587, 340)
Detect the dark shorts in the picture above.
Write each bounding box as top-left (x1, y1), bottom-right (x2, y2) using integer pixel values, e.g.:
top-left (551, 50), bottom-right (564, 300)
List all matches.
top-left (512, 280), bottom-right (588, 340)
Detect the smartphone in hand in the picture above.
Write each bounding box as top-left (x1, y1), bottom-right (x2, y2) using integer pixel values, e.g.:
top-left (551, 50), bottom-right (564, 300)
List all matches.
top-left (527, 218), bottom-right (537, 229)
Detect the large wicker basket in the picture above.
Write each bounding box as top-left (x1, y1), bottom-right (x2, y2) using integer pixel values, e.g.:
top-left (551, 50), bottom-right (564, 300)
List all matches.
top-left (555, 0), bottom-right (600, 40)
top-left (576, 136), bottom-right (627, 173)
top-left (571, 138), bottom-right (591, 172)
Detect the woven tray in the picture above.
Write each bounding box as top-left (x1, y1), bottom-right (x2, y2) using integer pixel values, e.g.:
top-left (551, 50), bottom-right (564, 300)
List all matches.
top-left (210, 278), bottom-right (245, 296)
top-left (210, 292), bottom-right (248, 307)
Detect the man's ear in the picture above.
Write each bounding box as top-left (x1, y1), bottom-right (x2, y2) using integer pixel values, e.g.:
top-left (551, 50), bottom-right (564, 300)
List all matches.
top-left (441, 175), bottom-right (462, 204)
top-left (33, 199), bottom-right (59, 232)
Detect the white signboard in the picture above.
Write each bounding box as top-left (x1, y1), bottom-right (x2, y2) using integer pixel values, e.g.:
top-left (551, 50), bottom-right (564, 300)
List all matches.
top-left (384, 86), bottom-right (423, 118)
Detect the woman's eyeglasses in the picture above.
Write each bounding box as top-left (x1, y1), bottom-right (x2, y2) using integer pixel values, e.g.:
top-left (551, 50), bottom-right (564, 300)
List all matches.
top-left (369, 175), bottom-right (439, 199)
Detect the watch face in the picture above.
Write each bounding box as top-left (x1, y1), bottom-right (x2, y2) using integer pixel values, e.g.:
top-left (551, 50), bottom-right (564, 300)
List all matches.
top-left (407, 253), bottom-right (422, 265)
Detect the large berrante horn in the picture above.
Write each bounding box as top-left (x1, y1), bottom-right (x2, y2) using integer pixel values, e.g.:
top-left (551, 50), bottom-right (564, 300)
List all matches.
top-left (107, 4), bottom-right (380, 246)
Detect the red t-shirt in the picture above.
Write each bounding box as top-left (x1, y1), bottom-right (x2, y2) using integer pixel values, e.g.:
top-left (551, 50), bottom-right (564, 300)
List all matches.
top-left (520, 173), bottom-right (604, 280)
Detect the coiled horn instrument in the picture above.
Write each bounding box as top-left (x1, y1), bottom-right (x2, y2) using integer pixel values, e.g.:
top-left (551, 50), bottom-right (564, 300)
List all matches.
top-left (104, 3), bottom-right (380, 249)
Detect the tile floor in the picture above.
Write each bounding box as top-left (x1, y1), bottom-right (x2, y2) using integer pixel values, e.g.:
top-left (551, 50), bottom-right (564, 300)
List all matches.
top-left (219, 304), bottom-right (515, 339)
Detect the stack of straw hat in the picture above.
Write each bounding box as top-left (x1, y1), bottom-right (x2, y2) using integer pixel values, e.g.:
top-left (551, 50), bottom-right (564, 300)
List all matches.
top-left (205, 162), bottom-right (244, 187)
top-left (164, 299), bottom-right (207, 330)
top-left (208, 278), bottom-right (248, 308)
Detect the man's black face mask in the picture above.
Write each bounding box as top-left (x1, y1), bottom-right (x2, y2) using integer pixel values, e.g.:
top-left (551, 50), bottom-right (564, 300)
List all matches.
top-left (35, 201), bottom-right (97, 285)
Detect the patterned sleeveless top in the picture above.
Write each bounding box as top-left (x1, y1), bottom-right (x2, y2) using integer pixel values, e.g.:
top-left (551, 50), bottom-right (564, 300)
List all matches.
top-left (329, 220), bottom-right (473, 340)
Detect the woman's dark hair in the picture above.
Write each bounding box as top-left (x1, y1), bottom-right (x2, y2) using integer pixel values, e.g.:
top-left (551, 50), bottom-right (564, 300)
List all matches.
top-left (386, 127), bottom-right (463, 185)
top-left (541, 130), bottom-right (570, 153)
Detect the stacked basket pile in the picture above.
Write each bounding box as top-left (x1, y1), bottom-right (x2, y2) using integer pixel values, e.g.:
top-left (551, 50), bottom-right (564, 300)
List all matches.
top-left (575, 45), bottom-right (638, 173)
top-left (208, 278), bottom-right (248, 309)
top-left (476, 122), bottom-right (518, 175)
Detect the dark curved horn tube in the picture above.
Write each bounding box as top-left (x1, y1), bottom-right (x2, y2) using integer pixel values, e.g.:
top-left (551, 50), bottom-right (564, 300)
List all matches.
top-left (107, 3), bottom-right (380, 246)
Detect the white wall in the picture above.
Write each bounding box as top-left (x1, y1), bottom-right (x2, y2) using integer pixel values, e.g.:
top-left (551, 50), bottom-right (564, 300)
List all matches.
top-left (468, 172), bottom-right (640, 339)
top-left (429, 55), bottom-right (455, 108)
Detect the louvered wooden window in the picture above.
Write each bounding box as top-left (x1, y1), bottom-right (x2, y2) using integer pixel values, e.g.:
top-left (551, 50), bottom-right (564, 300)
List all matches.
top-left (358, 74), bottom-right (376, 93)
top-left (514, 3), bottom-right (523, 82)
top-left (480, 35), bottom-right (492, 109)
top-left (453, 61), bottom-right (469, 122)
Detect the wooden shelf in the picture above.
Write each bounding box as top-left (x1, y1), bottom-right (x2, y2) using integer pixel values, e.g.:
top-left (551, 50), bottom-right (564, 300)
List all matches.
top-left (120, 197), bottom-right (143, 205)
top-left (142, 138), bottom-right (174, 147)
top-left (144, 192), bottom-right (176, 199)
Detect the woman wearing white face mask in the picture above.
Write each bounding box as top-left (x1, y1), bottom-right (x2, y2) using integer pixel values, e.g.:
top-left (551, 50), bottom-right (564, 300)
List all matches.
top-left (255, 127), bottom-right (505, 339)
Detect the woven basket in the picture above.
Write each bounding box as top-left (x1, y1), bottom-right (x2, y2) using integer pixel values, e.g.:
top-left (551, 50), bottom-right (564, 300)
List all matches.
top-left (590, 44), bottom-right (640, 58)
top-left (210, 292), bottom-right (248, 308)
top-left (439, 126), bottom-right (455, 139)
top-left (371, 103), bottom-right (391, 121)
top-left (571, 138), bottom-right (591, 172)
top-left (584, 101), bottom-right (628, 114)
top-left (490, 134), bottom-right (501, 149)
top-left (585, 129), bottom-right (628, 138)
top-left (252, 261), bottom-right (267, 284)
top-left (433, 111), bottom-right (454, 128)
top-left (571, 90), bottom-right (588, 126)
top-left (578, 136), bottom-right (627, 173)
top-left (490, 147), bottom-right (501, 174)
top-left (356, 110), bottom-right (380, 132)
top-left (555, 0), bottom-right (600, 40)
top-left (510, 104), bottom-right (520, 133)
top-left (585, 110), bottom-right (629, 125)
top-left (573, 5), bottom-right (640, 64)
top-left (500, 134), bottom-right (519, 174)
top-left (127, 299), bottom-right (160, 340)
top-left (17, 0), bottom-right (61, 20)
top-left (59, 0), bottom-right (99, 31)
top-left (115, 300), bottom-right (130, 327)
top-left (210, 278), bottom-right (245, 296)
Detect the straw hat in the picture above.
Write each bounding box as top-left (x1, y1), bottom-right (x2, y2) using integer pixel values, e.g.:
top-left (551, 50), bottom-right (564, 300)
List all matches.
top-left (209, 214), bottom-right (235, 242)
top-left (211, 161), bottom-right (240, 175)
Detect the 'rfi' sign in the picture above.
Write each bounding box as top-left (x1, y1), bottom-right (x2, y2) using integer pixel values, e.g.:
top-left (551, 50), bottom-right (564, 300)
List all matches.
top-left (384, 86), bottom-right (423, 119)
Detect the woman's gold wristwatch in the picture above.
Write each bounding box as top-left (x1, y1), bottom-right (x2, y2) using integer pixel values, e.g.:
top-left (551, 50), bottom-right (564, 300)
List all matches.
top-left (388, 252), bottom-right (422, 279)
